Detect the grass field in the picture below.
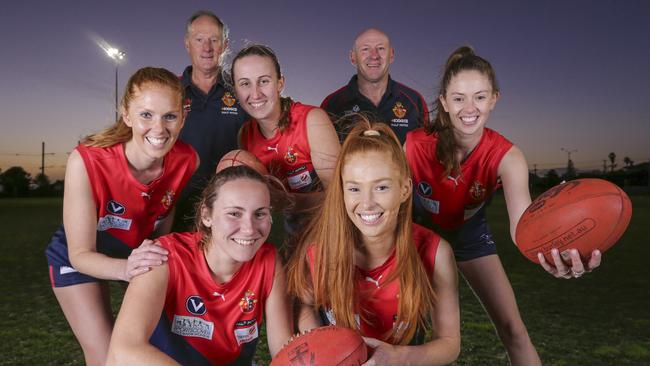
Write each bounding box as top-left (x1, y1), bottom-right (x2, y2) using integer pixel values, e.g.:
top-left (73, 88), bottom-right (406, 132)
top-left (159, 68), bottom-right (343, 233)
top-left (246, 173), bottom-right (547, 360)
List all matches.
top-left (1, 195), bottom-right (649, 365)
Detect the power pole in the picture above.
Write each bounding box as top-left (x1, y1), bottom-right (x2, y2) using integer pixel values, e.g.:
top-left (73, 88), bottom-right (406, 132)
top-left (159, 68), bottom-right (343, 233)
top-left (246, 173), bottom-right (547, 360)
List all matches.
top-left (39, 141), bottom-right (55, 177)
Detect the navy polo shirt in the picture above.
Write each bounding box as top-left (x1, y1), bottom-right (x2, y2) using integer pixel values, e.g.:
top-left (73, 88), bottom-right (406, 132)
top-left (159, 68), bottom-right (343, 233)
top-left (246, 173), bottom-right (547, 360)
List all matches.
top-left (321, 75), bottom-right (429, 144)
top-left (179, 66), bottom-right (248, 194)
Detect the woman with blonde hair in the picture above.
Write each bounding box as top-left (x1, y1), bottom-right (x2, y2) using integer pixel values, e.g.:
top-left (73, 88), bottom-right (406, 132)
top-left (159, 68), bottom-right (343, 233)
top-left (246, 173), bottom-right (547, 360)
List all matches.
top-left (288, 120), bottom-right (460, 365)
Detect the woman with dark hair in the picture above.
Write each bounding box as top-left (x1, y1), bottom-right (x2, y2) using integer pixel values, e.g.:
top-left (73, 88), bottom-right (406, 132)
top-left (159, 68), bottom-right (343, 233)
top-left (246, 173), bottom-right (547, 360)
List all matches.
top-left (45, 67), bottom-right (198, 365)
top-left (108, 165), bottom-right (292, 365)
top-left (405, 46), bottom-right (602, 365)
top-left (231, 44), bottom-right (340, 236)
top-left (288, 120), bottom-right (460, 366)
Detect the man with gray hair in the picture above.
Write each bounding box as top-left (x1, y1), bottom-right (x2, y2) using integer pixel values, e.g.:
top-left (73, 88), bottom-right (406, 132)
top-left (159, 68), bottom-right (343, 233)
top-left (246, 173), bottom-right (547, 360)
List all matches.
top-left (321, 28), bottom-right (428, 144)
top-left (175, 10), bottom-right (248, 229)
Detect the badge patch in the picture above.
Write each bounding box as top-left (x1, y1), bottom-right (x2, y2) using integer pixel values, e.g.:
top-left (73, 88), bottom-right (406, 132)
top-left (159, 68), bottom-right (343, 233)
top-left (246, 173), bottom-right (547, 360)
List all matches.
top-left (97, 215), bottom-right (132, 231)
top-left (392, 102), bottom-right (407, 118)
top-left (171, 315), bottom-right (214, 340)
top-left (161, 189), bottom-right (175, 209)
top-left (284, 146), bottom-right (298, 164)
top-left (417, 182), bottom-right (432, 197)
top-left (417, 196), bottom-right (440, 214)
top-left (469, 180), bottom-right (486, 201)
top-left (106, 200), bottom-right (126, 215)
top-left (234, 322), bottom-right (259, 345)
top-left (352, 104), bottom-right (361, 113)
top-left (239, 290), bottom-right (257, 313)
top-left (222, 92), bottom-right (236, 107)
top-left (287, 170), bottom-right (312, 190)
top-left (186, 295), bottom-right (207, 315)
top-left (183, 97), bottom-right (192, 112)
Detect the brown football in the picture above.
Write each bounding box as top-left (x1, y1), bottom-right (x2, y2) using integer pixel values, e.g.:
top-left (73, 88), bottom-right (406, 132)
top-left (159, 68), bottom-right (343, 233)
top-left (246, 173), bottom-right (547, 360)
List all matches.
top-left (516, 178), bottom-right (632, 264)
top-left (270, 326), bottom-right (367, 366)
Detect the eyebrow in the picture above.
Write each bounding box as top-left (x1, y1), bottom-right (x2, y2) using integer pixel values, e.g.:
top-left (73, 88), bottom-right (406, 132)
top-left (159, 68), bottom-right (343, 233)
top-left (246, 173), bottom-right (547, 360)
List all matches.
top-left (344, 178), bottom-right (392, 184)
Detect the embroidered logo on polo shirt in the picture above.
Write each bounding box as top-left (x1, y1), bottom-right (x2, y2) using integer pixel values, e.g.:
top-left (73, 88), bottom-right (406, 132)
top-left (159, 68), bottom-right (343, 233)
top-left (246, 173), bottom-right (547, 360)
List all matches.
top-left (222, 92), bottom-right (236, 107)
top-left (183, 97), bottom-right (192, 112)
top-left (221, 92), bottom-right (240, 115)
top-left (392, 102), bottom-right (407, 118)
top-left (239, 290), bottom-right (257, 313)
top-left (161, 189), bottom-right (175, 210)
top-left (469, 180), bottom-right (486, 201)
top-left (284, 146), bottom-right (298, 164)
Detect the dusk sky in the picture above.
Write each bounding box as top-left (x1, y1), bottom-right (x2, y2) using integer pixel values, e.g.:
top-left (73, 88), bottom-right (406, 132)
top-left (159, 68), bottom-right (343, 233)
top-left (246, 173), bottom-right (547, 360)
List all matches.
top-left (1, 0), bottom-right (649, 180)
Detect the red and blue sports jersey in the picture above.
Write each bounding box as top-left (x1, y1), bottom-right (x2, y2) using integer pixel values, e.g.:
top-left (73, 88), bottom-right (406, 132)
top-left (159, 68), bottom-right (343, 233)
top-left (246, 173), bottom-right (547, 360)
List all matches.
top-left (150, 232), bottom-right (276, 366)
top-left (405, 128), bottom-right (513, 230)
top-left (308, 224), bottom-right (440, 343)
top-left (76, 141), bottom-right (196, 249)
top-left (240, 102), bottom-right (320, 193)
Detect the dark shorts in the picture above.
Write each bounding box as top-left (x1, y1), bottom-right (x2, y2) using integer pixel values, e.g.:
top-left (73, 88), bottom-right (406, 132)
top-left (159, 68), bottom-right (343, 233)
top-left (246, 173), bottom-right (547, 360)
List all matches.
top-left (450, 207), bottom-right (498, 262)
top-left (413, 201), bottom-right (497, 262)
top-left (45, 225), bottom-right (133, 288)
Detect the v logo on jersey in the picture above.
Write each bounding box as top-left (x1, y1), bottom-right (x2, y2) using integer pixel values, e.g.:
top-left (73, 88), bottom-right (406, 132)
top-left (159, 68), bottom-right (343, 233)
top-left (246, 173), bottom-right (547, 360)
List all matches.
top-left (106, 200), bottom-right (126, 215)
top-left (186, 296), bottom-right (207, 315)
top-left (418, 182), bottom-right (432, 197)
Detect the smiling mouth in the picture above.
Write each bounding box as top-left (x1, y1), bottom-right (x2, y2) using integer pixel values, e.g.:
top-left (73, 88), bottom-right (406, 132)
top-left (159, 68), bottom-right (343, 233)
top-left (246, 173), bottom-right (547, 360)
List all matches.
top-left (359, 213), bottom-right (383, 224)
top-left (249, 101), bottom-right (266, 109)
top-left (232, 238), bottom-right (257, 246)
top-left (461, 116), bottom-right (478, 123)
top-left (145, 136), bottom-right (168, 147)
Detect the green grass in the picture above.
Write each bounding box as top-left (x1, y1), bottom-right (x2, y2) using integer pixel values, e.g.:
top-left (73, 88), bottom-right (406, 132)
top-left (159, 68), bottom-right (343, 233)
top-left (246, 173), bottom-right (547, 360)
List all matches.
top-left (1, 195), bottom-right (649, 365)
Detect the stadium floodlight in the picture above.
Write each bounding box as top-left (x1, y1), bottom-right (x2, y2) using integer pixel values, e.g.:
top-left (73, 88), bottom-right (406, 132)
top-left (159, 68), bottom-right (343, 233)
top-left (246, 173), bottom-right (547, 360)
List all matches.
top-left (102, 45), bottom-right (126, 121)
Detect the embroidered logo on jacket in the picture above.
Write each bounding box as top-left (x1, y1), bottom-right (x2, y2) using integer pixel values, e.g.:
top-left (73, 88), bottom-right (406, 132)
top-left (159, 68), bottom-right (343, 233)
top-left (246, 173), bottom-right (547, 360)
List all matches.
top-left (183, 97), bottom-right (192, 112)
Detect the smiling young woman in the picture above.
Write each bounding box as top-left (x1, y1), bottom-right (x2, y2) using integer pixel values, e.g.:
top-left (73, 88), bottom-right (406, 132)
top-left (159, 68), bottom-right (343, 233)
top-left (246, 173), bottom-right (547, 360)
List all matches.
top-left (405, 46), bottom-right (603, 365)
top-left (107, 165), bottom-right (292, 366)
top-left (231, 44), bottom-right (341, 239)
top-left (44, 67), bottom-right (198, 366)
top-left (288, 120), bottom-right (460, 366)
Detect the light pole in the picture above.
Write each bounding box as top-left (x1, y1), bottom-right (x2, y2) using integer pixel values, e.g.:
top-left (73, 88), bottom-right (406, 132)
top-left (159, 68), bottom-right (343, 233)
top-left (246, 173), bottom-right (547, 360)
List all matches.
top-left (105, 47), bottom-right (126, 121)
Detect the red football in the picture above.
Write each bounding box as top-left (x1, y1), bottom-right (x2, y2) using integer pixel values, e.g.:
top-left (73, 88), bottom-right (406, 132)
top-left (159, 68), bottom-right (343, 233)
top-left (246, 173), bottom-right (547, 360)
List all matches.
top-left (215, 149), bottom-right (269, 175)
top-left (270, 326), bottom-right (368, 366)
top-left (516, 178), bottom-right (632, 264)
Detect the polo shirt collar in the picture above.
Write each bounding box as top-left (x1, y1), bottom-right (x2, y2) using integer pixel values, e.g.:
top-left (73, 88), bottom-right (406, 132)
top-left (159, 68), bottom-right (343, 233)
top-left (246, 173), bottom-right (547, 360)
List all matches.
top-left (348, 74), bottom-right (396, 103)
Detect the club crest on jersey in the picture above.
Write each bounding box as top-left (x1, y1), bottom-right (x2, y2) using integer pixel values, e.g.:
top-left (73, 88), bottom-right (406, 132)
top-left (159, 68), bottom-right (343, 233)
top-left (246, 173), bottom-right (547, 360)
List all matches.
top-left (239, 290), bottom-right (257, 313)
top-left (417, 182), bottom-right (432, 197)
top-left (352, 104), bottom-right (361, 112)
top-left (222, 92), bottom-right (236, 107)
top-left (106, 200), bottom-right (126, 215)
top-left (161, 189), bottom-right (175, 209)
top-left (284, 146), bottom-right (298, 165)
top-left (469, 180), bottom-right (486, 201)
top-left (183, 97), bottom-right (192, 112)
top-left (186, 295), bottom-right (207, 315)
top-left (392, 102), bottom-right (407, 118)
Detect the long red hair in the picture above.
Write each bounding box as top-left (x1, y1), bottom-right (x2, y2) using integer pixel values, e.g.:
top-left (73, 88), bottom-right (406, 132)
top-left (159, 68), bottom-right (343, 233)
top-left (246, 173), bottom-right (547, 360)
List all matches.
top-left (288, 118), bottom-right (435, 344)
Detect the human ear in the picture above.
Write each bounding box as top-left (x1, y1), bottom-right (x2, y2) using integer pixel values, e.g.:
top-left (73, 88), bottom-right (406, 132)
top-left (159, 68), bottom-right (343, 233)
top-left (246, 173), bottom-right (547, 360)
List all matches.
top-left (200, 205), bottom-right (212, 228)
top-left (439, 94), bottom-right (449, 113)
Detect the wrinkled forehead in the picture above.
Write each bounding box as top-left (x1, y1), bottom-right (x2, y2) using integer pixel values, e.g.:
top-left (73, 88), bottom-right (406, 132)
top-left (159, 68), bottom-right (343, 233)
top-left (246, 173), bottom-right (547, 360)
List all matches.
top-left (187, 15), bottom-right (223, 37)
top-left (353, 29), bottom-right (391, 49)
